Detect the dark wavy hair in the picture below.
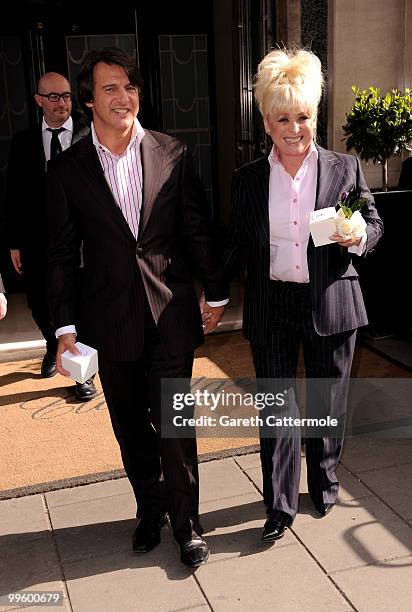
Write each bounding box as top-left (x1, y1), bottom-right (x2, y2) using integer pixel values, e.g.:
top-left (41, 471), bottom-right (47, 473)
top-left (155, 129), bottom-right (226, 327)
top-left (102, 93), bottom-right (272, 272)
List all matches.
top-left (77, 47), bottom-right (144, 116)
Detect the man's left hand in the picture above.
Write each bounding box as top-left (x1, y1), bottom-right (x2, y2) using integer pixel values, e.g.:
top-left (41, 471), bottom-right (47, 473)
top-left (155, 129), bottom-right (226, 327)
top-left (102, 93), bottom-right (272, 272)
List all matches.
top-left (201, 304), bottom-right (225, 334)
top-left (329, 232), bottom-right (361, 248)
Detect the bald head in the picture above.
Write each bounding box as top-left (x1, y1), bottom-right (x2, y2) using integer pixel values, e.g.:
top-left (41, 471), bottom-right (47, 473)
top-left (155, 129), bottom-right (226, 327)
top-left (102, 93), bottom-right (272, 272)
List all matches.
top-left (38, 72), bottom-right (70, 93)
top-left (35, 72), bottom-right (72, 128)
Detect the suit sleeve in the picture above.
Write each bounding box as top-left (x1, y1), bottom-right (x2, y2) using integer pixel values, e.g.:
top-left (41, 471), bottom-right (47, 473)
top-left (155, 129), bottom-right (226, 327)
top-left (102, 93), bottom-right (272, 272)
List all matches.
top-left (356, 157), bottom-right (384, 256)
top-left (179, 146), bottom-right (228, 302)
top-left (221, 169), bottom-right (247, 281)
top-left (47, 164), bottom-right (81, 329)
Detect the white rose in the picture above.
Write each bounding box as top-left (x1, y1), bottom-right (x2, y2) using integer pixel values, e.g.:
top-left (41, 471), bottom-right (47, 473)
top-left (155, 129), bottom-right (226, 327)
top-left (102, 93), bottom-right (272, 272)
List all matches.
top-left (335, 210), bottom-right (366, 239)
top-left (350, 210), bottom-right (367, 238)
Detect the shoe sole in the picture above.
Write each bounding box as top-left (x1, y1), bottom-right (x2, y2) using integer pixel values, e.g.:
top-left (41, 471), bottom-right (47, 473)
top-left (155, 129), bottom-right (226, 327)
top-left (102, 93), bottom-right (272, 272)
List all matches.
top-left (75, 392), bottom-right (98, 402)
top-left (41, 370), bottom-right (58, 378)
top-left (133, 515), bottom-right (168, 553)
top-left (133, 535), bottom-right (161, 553)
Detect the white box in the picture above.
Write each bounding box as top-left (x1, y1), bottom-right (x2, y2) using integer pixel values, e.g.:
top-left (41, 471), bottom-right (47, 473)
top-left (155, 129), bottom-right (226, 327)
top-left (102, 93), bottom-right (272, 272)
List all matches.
top-left (61, 342), bottom-right (98, 384)
top-left (309, 207), bottom-right (337, 247)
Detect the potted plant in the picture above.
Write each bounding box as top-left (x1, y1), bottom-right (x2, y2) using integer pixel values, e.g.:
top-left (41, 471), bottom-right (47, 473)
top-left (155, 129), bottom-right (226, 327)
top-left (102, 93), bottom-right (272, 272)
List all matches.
top-left (342, 86), bottom-right (412, 191)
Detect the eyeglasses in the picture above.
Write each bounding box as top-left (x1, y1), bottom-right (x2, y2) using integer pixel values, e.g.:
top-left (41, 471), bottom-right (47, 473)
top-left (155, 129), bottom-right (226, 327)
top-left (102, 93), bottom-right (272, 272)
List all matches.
top-left (37, 92), bottom-right (72, 102)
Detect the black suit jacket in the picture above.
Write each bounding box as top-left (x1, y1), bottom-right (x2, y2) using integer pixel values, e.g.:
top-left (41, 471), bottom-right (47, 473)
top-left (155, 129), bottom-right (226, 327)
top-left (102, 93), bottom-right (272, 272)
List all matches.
top-left (6, 118), bottom-right (89, 258)
top-left (223, 146), bottom-right (383, 342)
top-left (399, 156), bottom-right (412, 190)
top-left (47, 130), bottom-right (226, 361)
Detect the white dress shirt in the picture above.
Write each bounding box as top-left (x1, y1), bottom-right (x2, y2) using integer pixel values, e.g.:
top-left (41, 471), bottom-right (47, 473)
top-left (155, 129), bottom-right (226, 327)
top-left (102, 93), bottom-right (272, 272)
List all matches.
top-left (42, 116), bottom-right (73, 161)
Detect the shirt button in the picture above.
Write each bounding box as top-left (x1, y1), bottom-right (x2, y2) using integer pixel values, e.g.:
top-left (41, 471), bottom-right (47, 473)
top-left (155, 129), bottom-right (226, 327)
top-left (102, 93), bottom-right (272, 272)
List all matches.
top-left (296, 265), bottom-right (300, 269)
top-left (293, 199), bottom-right (297, 203)
top-left (295, 243), bottom-right (299, 247)
top-left (293, 221), bottom-right (298, 225)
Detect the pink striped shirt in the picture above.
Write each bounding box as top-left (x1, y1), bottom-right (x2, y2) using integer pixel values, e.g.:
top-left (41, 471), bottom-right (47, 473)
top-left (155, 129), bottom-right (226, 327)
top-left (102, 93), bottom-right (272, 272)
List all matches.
top-left (92, 118), bottom-right (145, 239)
top-left (268, 142), bottom-right (318, 283)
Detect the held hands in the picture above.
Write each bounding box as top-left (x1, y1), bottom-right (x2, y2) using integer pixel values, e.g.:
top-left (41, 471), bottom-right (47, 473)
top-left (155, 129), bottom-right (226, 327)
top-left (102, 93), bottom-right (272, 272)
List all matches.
top-left (329, 232), bottom-right (362, 248)
top-left (10, 249), bottom-right (23, 274)
top-left (201, 303), bottom-right (225, 334)
top-left (0, 294), bottom-right (7, 320)
top-left (56, 333), bottom-right (80, 377)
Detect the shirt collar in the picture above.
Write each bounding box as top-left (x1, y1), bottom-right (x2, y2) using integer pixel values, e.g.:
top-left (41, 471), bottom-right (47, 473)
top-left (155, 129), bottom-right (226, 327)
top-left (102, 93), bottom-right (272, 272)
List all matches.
top-left (42, 115), bottom-right (73, 133)
top-left (91, 118), bottom-right (145, 156)
top-left (268, 140), bottom-right (318, 168)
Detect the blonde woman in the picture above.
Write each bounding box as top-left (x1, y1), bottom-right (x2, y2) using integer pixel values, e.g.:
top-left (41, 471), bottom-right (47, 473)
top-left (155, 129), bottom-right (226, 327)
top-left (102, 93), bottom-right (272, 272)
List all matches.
top-left (223, 49), bottom-right (383, 542)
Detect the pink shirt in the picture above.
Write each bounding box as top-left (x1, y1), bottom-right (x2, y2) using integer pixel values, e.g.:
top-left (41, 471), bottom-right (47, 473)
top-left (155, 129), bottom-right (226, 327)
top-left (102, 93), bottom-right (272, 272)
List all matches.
top-left (93, 118), bottom-right (145, 240)
top-left (268, 142), bottom-right (318, 283)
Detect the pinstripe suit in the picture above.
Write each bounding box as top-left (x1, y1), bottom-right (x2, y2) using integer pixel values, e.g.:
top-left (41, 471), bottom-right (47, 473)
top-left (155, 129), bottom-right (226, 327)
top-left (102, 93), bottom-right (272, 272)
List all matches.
top-left (47, 130), bottom-right (226, 543)
top-left (223, 145), bottom-right (383, 519)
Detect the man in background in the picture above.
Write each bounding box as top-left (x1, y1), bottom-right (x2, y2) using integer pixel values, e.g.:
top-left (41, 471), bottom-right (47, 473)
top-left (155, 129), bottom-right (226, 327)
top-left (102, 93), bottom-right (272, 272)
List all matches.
top-left (6, 72), bottom-right (96, 400)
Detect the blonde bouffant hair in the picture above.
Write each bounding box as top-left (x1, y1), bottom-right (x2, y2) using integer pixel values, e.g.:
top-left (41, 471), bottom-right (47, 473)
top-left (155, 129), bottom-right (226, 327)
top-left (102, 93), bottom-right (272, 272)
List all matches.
top-left (254, 48), bottom-right (323, 126)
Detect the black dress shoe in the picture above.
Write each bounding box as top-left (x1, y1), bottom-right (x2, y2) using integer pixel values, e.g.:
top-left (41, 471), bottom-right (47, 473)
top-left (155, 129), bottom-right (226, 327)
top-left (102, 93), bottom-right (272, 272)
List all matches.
top-left (180, 536), bottom-right (209, 567)
top-left (41, 351), bottom-right (57, 378)
top-left (261, 510), bottom-right (292, 543)
top-left (133, 513), bottom-right (168, 553)
top-left (315, 502), bottom-right (335, 517)
top-left (75, 378), bottom-right (97, 401)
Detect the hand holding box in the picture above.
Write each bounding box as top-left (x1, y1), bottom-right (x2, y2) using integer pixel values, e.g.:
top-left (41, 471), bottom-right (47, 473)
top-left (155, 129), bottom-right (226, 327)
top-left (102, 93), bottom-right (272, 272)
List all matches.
top-left (61, 342), bottom-right (98, 384)
top-left (309, 207), bottom-right (338, 247)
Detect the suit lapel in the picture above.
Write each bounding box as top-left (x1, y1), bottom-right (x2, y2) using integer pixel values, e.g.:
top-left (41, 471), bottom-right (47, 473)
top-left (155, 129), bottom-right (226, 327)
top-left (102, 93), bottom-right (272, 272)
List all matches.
top-left (75, 135), bottom-right (136, 242)
top-left (315, 145), bottom-right (345, 210)
top-left (251, 157), bottom-right (270, 247)
top-left (34, 126), bottom-right (47, 173)
top-left (139, 131), bottom-right (165, 237)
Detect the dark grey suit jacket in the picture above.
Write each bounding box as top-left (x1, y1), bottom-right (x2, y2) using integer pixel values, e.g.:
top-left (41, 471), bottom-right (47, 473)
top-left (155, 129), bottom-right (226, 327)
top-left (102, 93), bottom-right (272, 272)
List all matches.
top-left (47, 130), bottom-right (226, 361)
top-left (223, 146), bottom-right (383, 342)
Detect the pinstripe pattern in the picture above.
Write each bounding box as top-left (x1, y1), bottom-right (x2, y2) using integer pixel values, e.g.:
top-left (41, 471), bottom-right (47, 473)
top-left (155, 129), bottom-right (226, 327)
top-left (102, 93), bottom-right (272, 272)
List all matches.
top-left (224, 145), bottom-right (383, 522)
top-left (96, 136), bottom-right (143, 240)
top-left (251, 282), bottom-right (356, 519)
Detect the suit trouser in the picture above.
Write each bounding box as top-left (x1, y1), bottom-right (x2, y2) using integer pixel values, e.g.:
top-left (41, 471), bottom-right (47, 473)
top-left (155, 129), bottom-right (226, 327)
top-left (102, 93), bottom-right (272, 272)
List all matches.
top-left (23, 257), bottom-right (57, 352)
top-left (250, 281), bottom-right (356, 521)
top-left (98, 308), bottom-right (201, 545)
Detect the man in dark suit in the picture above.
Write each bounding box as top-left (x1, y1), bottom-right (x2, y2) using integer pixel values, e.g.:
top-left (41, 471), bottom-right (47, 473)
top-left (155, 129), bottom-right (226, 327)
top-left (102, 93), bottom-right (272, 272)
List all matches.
top-left (6, 72), bottom-right (96, 400)
top-left (223, 48), bottom-right (383, 543)
top-left (47, 47), bottom-right (226, 567)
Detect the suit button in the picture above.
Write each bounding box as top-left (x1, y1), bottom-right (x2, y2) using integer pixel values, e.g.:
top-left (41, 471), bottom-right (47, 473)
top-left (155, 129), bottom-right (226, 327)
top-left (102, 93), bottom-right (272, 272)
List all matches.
top-left (136, 247), bottom-right (143, 256)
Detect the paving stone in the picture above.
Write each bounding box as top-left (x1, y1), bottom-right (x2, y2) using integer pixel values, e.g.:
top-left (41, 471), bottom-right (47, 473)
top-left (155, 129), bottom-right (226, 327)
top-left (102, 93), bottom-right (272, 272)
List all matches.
top-left (64, 536), bottom-right (208, 612)
top-left (358, 463), bottom-right (412, 520)
top-left (196, 543), bottom-right (350, 611)
top-left (341, 438), bottom-right (412, 473)
top-left (0, 533), bottom-right (63, 603)
top-left (0, 496), bottom-right (49, 537)
top-left (45, 478), bottom-right (133, 509)
top-left (332, 556), bottom-right (412, 612)
top-left (47, 490), bottom-right (137, 562)
top-left (293, 496), bottom-right (412, 573)
top-left (198, 458), bottom-right (260, 504)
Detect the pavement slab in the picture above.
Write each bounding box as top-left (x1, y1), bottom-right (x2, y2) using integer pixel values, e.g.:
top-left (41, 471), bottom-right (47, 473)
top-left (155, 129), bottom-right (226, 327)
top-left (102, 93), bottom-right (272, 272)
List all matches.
top-left (332, 556), bottom-right (412, 612)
